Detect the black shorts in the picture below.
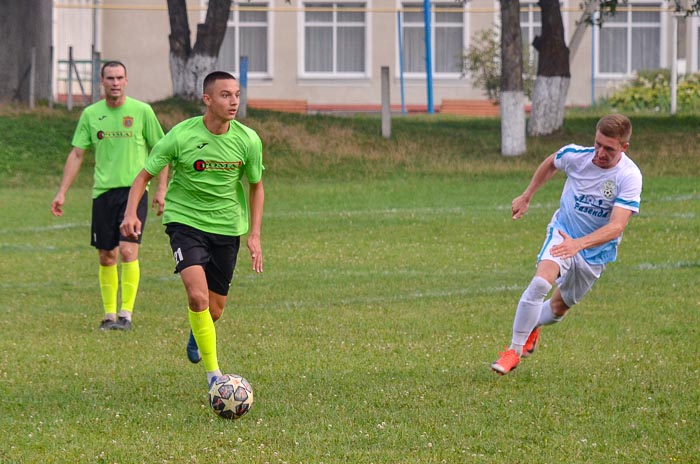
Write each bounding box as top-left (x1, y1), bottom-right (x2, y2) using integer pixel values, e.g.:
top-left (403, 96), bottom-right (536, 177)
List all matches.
top-left (91, 187), bottom-right (148, 250)
top-left (165, 223), bottom-right (240, 296)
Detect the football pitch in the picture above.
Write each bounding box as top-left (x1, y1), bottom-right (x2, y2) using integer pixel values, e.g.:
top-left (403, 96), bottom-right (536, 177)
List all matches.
top-left (1, 172), bottom-right (698, 463)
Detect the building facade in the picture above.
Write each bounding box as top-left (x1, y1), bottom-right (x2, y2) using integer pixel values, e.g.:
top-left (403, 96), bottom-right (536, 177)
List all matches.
top-left (53, 0), bottom-right (700, 112)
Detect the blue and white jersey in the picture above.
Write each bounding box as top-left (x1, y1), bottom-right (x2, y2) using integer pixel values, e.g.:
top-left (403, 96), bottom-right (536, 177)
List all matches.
top-left (550, 143), bottom-right (643, 265)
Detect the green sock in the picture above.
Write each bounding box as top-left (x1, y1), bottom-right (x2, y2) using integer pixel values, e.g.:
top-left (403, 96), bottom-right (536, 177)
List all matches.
top-left (120, 260), bottom-right (140, 314)
top-left (188, 308), bottom-right (219, 373)
top-left (98, 264), bottom-right (118, 316)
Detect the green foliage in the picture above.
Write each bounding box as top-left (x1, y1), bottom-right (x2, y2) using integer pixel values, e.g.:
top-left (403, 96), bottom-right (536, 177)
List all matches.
top-left (462, 29), bottom-right (536, 102)
top-left (606, 69), bottom-right (700, 113)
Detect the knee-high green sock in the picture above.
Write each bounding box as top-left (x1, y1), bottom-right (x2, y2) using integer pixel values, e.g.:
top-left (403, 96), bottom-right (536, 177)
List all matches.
top-left (188, 308), bottom-right (219, 373)
top-left (99, 264), bottom-right (118, 317)
top-left (120, 260), bottom-right (140, 316)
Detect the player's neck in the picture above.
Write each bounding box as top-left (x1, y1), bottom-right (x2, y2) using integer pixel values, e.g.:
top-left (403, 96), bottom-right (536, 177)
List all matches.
top-left (105, 95), bottom-right (126, 108)
top-left (202, 113), bottom-right (231, 135)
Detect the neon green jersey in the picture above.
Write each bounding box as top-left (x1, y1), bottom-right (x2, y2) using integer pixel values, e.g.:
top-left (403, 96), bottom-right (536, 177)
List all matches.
top-left (72, 97), bottom-right (164, 198)
top-left (145, 116), bottom-right (264, 237)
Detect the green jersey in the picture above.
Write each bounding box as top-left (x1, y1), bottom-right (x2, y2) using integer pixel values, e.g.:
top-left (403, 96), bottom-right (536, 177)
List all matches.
top-left (145, 116), bottom-right (264, 237)
top-left (72, 97), bottom-right (164, 198)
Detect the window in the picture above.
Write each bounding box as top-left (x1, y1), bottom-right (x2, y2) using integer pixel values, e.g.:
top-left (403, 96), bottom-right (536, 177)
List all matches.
top-left (520, 1), bottom-right (541, 67)
top-left (401, 2), bottom-right (465, 76)
top-left (303, 2), bottom-right (367, 76)
top-left (217, 2), bottom-right (269, 76)
top-left (597, 3), bottom-right (662, 76)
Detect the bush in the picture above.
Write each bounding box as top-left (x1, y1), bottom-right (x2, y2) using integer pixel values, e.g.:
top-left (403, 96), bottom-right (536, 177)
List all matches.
top-left (606, 69), bottom-right (700, 113)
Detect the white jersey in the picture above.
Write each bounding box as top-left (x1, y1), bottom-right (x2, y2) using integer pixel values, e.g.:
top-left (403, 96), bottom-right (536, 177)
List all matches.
top-left (550, 143), bottom-right (642, 265)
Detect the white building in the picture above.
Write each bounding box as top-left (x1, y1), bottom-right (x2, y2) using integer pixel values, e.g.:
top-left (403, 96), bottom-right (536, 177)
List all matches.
top-left (52, 0), bottom-right (700, 113)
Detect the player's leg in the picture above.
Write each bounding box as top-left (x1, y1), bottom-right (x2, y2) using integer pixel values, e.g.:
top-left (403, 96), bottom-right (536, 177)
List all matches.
top-left (93, 191), bottom-right (121, 329)
top-left (186, 290), bottom-right (227, 364)
top-left (180, 265), bottom-right (222, 386)
top-left (98, 248), bottom-right (119, 329)
top-left (113, 189), bottom-right (148, 330)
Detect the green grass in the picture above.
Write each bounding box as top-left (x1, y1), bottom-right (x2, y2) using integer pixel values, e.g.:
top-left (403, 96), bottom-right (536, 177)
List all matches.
top-left (0, 106), bottom-right (698, 463)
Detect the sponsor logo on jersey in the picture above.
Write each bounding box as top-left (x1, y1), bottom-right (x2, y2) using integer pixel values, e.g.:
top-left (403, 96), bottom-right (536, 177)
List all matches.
top-left (573, 194), bottom-right (610, 218)
top-left (193, 160), bottom-right (243, 172)
top-left (123, 116), bottom-right (134, 128)
top-left (97, 130), bottom-right (133, 140)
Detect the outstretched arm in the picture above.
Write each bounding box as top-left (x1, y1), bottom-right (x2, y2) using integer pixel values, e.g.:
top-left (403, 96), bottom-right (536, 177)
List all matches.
top-left (120, 169), bottom-right (155, 240)
top-left (512, 153), bottom-right (559, 220)
top-left (51, 147), bottom-right (86, 217)
top-left (247, 180), bottom-right (265, 273)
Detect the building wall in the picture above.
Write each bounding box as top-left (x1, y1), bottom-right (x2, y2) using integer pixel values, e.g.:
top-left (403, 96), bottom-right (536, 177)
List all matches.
top-left (51, 0), bottom-right (698, 109)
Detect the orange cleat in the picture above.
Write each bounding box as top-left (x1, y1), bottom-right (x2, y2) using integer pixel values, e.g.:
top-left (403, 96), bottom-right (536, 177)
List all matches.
top-left (491, 349), bottom-right (520, 375)
top-left (521, 327), bottom-right (541, 359)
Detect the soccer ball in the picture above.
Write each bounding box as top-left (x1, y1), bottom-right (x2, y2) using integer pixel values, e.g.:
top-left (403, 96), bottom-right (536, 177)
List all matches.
top-left (208, 374), bottom-right (254, 420)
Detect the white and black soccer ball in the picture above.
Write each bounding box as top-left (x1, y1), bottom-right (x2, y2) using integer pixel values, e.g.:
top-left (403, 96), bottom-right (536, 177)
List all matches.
top-left (208, 374), bottom-right (254, 420)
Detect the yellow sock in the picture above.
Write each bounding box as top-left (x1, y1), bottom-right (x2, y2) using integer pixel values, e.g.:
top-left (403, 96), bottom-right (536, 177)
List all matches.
top-left (120, 260), bottom-right (140, 313)
top-left (99, 264), bottom-right (118, 316)
top-left (188, 308), bottom-right (219, 373)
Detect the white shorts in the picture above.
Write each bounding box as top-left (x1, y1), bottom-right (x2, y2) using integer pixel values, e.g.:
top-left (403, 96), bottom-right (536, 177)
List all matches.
top-left (537, 226), bottom-right (606, 307)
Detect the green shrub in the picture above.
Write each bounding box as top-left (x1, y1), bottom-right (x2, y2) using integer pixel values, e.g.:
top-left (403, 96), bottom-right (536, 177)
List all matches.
top-left (606, 69), bottom-right (700, 113)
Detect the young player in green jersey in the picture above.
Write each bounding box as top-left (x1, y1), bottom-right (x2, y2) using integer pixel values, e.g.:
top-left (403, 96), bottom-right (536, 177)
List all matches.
top-left (120, 71), bottom-right (265, 389)
top-left (51, 61), bottom-right (168, 331)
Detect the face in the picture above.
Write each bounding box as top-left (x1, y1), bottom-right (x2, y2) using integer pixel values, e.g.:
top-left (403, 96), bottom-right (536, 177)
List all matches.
top-left (101, 65), bottom-right (127, 101)
top-left (203, 78), bottom-right (240, 122)
top-left (592, 131), bottom-right (628, 169)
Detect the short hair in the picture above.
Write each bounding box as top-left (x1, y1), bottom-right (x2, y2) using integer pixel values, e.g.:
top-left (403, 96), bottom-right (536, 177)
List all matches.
top-left (596, 114), bottom-right (632, 144)
top-left (101, 61), bottom-right (127, 78)
top-left (203, 71), bottom-right (237, 95)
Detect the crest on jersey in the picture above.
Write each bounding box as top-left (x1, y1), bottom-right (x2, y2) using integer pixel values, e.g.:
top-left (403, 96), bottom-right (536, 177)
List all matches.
top-left (123, 116), bottom-right (134, 128)
top-left (600, 180), bottom-right (616, 199)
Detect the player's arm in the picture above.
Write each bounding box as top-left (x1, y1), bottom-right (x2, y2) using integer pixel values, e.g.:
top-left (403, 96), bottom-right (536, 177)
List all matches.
top-left (512, 153), bottom-right (559, 220)
top-left (152, 165), bottom-right (169, 216)
top-left (551, 206), bottom-right (634, 259)
top-left (247, 180), bottom-right (265, 273)
top-left (51, 147), bottom-right (86, 217)
top-left (120, 169), bottom-right (155, 240)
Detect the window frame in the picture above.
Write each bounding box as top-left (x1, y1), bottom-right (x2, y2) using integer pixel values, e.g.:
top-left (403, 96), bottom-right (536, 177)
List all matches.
top-left (594, 2), bottom-right (668, 79)
top-left (397, 1), bottom-right (469, 79)
top-left (298, 1), bottom-right (371, 79)
top-left (211, 1), bottom-right (274, 79)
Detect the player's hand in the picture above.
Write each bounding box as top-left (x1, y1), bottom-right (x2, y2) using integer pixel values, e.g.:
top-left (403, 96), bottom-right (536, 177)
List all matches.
top-left (247, 235), bottom-right (263, 274)
top-left (152, 190), bottom-right (166, 216)
top-left (51, 194), bottom-right (65, 217)
top-left (120, 215), bottom-right (142, 241)
top-left (511, 194), bottom-right (530, 220)
top-left (550, 230), bottom-right (580, 259)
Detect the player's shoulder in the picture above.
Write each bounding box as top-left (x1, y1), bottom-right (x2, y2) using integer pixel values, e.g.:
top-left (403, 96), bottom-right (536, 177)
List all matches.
top-left (554, 143), bottom-right (593, 160)
top-left (618, 153), bottom-right (643, 179)
top-left (230, 120), bottom-right (261, 144)
top-left (123, 96), bottom-right (156, 113)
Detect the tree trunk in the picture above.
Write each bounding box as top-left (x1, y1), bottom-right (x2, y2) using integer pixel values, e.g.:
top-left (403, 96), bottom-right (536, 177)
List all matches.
top-left (500, 0), bottom-right (526, 156)
top-left (528, 0), bottom-right (571, 136)
top-left (0, 0), bottom-right (52, 103)
top-left (167, 0), bottom-right (232, 99)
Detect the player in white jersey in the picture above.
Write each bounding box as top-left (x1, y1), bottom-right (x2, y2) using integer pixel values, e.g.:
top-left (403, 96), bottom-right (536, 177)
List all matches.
top-left (491, 114), bottom-right (642, 375)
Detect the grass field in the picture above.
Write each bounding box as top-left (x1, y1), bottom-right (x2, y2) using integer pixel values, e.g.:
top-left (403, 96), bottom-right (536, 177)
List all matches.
top-left (0, 107), bottom-right (698, 463)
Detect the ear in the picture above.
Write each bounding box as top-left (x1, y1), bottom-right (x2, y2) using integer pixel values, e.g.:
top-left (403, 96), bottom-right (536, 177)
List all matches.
top-left (202, 94), bottom-right (211, 106)
top-left (621, 142), bottom-right (629, 152)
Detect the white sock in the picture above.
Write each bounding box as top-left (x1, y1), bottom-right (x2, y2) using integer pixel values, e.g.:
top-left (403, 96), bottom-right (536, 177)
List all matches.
top-left (511, 276), bottom-right (552, 353)
top-left (537, 299), bottom-right (564, 326)
top-left (118, 310), bottom-right (132, 321)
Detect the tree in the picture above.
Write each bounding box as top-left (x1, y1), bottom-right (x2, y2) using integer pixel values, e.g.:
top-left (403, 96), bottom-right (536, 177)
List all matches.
top-left (528, 0), bottom-right (700, 136)
top-left (167, 0), bottom-right (232, 99)
top-left (0, 0), bottom-right (52, 104)
top-left (499, 0), bottom-right (527, 157)
top-left (527, 0), bottom-right (569, 136)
